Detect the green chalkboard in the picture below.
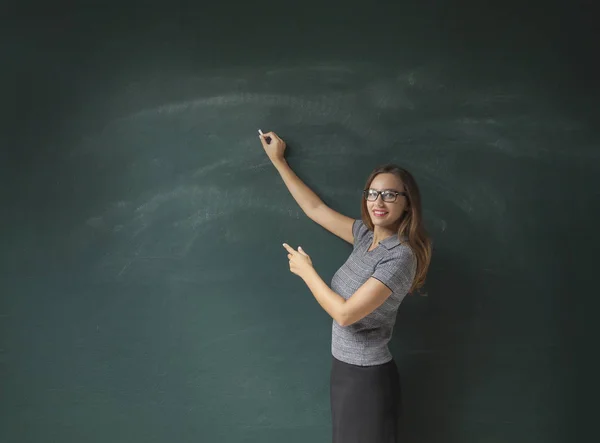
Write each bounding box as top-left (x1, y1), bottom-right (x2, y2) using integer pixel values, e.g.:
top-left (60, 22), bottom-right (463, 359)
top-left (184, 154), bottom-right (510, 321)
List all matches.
top-left (1, 1), bottom-right (597, 442)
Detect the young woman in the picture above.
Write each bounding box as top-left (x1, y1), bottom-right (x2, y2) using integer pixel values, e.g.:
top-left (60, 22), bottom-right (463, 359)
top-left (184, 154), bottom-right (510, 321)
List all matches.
top-left (259, 130), bottom-right (432, 443)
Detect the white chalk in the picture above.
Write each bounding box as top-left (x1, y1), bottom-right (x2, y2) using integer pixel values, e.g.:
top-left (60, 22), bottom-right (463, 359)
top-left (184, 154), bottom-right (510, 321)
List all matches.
top-left (258, 129), bottom-right (263, 135)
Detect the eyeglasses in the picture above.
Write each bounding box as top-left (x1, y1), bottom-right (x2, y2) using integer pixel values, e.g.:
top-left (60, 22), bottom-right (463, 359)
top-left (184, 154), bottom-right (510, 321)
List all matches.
top-left (363, 189), bottom-right (407, 203)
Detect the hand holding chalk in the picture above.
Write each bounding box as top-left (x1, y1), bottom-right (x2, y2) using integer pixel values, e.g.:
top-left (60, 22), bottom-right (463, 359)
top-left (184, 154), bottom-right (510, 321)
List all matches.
top-left (258, 130), bottom-right (287, 165)
top-left (258, 129), bottom-right (272, 144)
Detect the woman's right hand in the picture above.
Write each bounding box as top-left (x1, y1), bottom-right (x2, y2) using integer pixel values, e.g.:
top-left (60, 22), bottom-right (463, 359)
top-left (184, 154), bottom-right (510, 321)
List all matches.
top-left (259, 131), bottom-right (287, 165)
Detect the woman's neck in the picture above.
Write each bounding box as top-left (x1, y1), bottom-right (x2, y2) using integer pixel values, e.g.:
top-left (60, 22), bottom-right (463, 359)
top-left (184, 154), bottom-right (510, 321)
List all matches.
top-left (372, 225), bottom-right (398, 245)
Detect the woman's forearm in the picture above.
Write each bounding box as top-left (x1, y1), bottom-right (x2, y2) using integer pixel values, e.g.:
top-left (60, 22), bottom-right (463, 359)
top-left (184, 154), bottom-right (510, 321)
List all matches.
top-left (301, 268), bottom-right (347, 325)
top-left (274, 160), bottom-right (323, 217)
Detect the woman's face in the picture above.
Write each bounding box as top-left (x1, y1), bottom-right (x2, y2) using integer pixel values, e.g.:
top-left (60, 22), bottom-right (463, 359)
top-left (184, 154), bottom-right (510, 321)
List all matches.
top-left (366, 173), bottom-right (408, 229)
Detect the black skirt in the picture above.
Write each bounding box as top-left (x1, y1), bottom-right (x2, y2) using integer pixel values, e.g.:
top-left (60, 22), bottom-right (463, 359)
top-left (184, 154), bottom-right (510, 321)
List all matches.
top-left (330, 355), bottom-right (402, 443)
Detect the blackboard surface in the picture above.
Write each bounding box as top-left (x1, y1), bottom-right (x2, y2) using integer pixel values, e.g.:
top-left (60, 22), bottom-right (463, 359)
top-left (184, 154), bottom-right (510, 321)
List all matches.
top-left (1, 1), bottom-right (598, 442)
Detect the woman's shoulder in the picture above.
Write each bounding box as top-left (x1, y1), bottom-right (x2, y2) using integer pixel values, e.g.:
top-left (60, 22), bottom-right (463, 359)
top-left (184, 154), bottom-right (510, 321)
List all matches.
top-left (392, 242), bottom-right (417, 275)
top-left (352, 219), bottom-right (369, 241)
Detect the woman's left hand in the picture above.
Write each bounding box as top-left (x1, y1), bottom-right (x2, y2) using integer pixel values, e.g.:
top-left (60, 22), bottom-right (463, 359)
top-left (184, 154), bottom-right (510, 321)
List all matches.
top-left (283, 243), bottom-right (314, 279)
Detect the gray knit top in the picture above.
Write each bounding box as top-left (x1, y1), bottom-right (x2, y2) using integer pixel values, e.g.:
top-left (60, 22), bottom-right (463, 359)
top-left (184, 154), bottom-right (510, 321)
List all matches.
top-left (330, 219), bottom-right (416, 366)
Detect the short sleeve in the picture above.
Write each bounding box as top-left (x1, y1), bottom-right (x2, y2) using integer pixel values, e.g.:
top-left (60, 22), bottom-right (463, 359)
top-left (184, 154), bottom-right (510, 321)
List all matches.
top-left (352, 219), bottom-right (368, 249)
top-left (371, 247), bottom-right (416, 295)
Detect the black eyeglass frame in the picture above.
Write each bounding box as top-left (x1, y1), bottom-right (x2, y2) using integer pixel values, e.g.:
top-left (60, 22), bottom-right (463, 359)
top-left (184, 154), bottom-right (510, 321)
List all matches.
top-left (363, 189), bottom-right (408, 203)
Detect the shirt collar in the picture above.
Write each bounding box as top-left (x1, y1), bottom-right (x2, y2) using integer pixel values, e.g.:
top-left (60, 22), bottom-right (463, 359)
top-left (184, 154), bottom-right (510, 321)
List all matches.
top-left (370, 230), bottom-right (403, 250)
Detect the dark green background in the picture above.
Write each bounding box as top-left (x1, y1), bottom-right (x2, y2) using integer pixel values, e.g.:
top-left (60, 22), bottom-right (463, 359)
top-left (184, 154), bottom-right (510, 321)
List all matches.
top-left (1, 1), bottom-right (597, 442)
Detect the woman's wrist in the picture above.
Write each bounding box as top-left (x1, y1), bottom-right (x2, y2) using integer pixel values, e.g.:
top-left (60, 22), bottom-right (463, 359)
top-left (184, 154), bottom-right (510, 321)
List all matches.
top-left (273, 158), bottom-right (288, 170)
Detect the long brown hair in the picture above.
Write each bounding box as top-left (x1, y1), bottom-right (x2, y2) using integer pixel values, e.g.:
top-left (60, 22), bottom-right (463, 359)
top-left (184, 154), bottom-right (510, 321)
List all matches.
top-left (360, 164), bottom-right (432, 293)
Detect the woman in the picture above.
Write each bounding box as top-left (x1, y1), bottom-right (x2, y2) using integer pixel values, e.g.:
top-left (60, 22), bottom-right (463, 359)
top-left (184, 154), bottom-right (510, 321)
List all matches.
top-left (259, 130), bottom-right (432, 443)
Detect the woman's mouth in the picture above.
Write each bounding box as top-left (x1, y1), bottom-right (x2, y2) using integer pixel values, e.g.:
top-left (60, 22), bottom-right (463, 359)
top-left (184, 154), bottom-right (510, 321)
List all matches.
top-left (373, 210), bottom-right (388, 218)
